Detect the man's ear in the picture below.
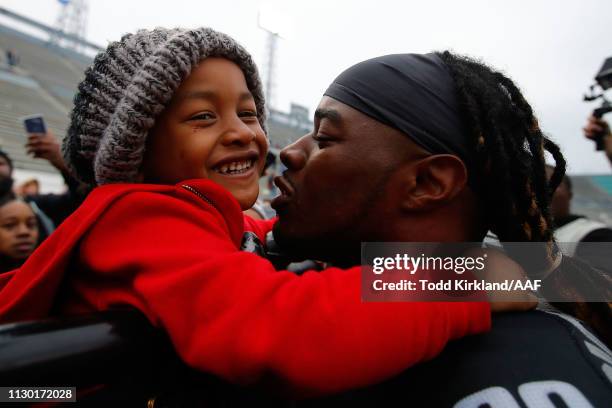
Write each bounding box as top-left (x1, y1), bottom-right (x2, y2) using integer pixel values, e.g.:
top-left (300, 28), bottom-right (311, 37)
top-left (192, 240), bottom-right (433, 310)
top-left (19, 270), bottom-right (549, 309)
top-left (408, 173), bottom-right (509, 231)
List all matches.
top-left (398, 154), bottom-right (468, 211)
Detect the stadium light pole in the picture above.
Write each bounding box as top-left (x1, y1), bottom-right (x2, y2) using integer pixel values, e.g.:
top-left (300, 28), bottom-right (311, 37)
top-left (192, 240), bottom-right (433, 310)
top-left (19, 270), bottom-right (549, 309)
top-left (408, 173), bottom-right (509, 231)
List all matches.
top-left (50, 0), bottom-right (89, 53)
top-left (258, 5), bottom-right (289, 111)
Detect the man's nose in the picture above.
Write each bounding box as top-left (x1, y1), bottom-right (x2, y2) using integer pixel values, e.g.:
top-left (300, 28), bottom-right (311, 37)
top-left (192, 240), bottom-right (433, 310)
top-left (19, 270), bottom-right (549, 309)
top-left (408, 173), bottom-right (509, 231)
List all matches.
top-left (220, 117), bottom-right (257, 146)
top-left (279, 133), bottom-right (311, 170)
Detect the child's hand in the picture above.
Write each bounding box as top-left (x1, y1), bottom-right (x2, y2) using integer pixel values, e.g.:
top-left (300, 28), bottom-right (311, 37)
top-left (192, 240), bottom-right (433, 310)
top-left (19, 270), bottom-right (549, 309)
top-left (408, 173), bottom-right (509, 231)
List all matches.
top-left (489, 294), bottom-right (538, 313)
top-left (466, 247), bottom-right (538, 313)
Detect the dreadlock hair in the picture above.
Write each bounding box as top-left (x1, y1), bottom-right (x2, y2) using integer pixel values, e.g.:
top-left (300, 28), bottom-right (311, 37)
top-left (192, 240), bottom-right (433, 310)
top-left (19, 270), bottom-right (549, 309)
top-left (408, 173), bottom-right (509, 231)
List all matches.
top-left (545, 163), bottom-right (572, 194)
top-left (437, 51), bottom-right (611, 344)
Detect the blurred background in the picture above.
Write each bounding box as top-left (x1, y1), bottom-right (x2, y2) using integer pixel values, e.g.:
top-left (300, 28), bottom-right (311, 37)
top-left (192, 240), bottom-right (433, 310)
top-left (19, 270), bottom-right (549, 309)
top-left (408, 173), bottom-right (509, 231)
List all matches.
top-left (0, 0), bottom-right (611, 223)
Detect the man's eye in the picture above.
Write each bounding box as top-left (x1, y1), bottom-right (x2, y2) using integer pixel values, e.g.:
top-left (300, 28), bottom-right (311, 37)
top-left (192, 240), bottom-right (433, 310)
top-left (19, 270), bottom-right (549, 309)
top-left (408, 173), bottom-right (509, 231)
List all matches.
top-left (189, 112), bottom-right (216, 121)
top-left (312, 134), bottom-right (333, 147)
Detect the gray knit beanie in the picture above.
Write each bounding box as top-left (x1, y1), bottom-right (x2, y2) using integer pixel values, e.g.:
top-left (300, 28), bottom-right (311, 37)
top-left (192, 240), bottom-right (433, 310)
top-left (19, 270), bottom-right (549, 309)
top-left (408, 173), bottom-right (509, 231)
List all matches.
top-left (64, 27), bottom-right (267, 186)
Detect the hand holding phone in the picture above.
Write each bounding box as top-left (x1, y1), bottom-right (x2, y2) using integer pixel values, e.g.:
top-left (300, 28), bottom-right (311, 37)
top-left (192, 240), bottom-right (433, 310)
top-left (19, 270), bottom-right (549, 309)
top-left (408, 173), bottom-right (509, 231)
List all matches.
top-left (21, 115), bottom-right (47, 135)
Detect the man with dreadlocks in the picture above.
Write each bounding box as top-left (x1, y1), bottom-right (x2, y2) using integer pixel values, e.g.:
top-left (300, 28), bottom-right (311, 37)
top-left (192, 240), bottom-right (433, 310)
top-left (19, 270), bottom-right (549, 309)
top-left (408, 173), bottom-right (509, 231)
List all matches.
top-left (271, 51), bottom-right (612, 406)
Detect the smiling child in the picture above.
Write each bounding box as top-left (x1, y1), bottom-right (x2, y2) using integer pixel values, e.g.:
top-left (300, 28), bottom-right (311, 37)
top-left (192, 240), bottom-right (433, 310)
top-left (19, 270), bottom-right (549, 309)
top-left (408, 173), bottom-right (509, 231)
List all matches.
top-left (0, 28), bottom-right (497, 396)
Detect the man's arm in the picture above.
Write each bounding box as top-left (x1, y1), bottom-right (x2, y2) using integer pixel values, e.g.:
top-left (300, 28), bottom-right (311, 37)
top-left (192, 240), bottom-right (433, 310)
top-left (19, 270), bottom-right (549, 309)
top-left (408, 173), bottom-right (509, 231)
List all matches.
top-left (25, 131), bottom-right (71, 180)
top-left (24, 131), bottom-right (86, 225)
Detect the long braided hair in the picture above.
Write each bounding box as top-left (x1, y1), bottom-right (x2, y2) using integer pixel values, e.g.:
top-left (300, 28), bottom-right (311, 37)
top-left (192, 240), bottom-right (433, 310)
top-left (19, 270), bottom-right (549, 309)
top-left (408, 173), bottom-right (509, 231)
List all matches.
top-left (437, 51), bottom-right (611, 344)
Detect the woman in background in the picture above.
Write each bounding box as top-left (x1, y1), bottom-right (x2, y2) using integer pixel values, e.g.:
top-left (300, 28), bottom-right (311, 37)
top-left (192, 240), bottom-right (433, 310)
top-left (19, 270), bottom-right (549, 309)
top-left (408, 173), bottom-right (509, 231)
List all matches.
top-left (0, 192), bottom-right (39, 272)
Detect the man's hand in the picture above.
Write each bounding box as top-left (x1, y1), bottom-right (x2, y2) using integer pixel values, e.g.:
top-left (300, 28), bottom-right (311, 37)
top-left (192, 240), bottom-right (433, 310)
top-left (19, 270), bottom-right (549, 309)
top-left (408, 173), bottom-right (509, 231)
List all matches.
top-left (25, 131), bottom-right (69, 173)
top-left (583, 115), bottom-right (612, 164)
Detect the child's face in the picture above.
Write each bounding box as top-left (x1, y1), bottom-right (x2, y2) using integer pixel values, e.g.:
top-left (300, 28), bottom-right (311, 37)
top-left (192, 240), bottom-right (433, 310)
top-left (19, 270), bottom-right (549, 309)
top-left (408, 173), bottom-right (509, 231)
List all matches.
top-left (143, 58), bottom-right (268, 209)
top-left (0, 201), bottom-right (39, 261)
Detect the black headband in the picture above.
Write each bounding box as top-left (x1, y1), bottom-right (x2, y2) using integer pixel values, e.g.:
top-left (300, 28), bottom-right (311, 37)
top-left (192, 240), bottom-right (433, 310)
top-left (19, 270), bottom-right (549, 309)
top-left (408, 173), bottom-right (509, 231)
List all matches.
top-left (324, 53), bottom-right (473, 169)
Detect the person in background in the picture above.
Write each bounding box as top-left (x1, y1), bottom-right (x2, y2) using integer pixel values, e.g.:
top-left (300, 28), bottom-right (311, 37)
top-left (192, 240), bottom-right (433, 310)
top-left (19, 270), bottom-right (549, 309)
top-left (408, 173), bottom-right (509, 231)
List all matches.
top-left (5, 49), bottom-right (19, 69)
top-left (546, 164), bottom-right (612, 274)
top-left (0, 149), bottom-right (53, 241)
top-left (583, 115), bottom-right (612, 168)
top-left (23, 131), bottom-right (88, 228)
top-left (0, 191), bottom-right (39, 272)
top-left (17, 179), bottom-right (40, 197)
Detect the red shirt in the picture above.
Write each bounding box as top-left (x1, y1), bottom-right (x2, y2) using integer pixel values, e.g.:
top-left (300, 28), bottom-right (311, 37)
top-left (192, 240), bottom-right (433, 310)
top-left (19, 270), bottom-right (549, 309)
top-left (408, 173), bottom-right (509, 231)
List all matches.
top-left (0, 179), bottom-right (490, 396)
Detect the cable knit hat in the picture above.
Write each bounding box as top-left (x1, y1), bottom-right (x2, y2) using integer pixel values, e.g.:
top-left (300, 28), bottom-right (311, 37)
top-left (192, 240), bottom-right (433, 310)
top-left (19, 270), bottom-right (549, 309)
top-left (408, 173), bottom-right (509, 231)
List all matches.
top-left (63, 27), bottom-right (267, 186)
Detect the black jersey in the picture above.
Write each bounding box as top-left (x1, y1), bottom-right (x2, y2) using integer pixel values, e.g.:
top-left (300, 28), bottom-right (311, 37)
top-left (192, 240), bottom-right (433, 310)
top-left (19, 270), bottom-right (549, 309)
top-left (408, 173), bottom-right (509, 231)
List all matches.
top-left (300, 310), bottom-right (612, 407)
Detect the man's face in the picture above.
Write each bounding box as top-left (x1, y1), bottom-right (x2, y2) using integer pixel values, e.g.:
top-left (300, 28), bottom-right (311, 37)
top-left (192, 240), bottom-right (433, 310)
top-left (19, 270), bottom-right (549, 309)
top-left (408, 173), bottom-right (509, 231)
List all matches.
top-left (272, 96), bottom-right (426, 260)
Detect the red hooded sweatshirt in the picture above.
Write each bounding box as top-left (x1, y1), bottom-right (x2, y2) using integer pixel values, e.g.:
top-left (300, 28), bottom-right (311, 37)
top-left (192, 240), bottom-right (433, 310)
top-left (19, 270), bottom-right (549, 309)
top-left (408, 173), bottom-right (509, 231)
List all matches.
top-left (0, 179), bottom-right (490, 396)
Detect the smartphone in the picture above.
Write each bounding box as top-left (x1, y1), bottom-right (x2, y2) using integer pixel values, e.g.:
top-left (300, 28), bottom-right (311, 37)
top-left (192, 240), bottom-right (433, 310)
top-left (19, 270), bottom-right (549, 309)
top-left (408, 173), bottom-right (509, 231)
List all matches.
top-left (21, 115), bottom-right (47, 135)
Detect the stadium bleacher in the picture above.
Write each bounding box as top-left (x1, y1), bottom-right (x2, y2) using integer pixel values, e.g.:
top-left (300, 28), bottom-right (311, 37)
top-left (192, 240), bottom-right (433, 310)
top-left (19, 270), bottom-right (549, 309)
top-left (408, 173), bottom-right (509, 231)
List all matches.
top-left (0, 22), bottom-right (88, 175)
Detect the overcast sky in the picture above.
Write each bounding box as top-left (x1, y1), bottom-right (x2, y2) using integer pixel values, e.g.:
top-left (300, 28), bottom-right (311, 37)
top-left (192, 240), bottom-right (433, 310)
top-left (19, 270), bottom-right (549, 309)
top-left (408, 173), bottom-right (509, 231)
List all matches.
top-left (2, 0), bottom-right (612, 173)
